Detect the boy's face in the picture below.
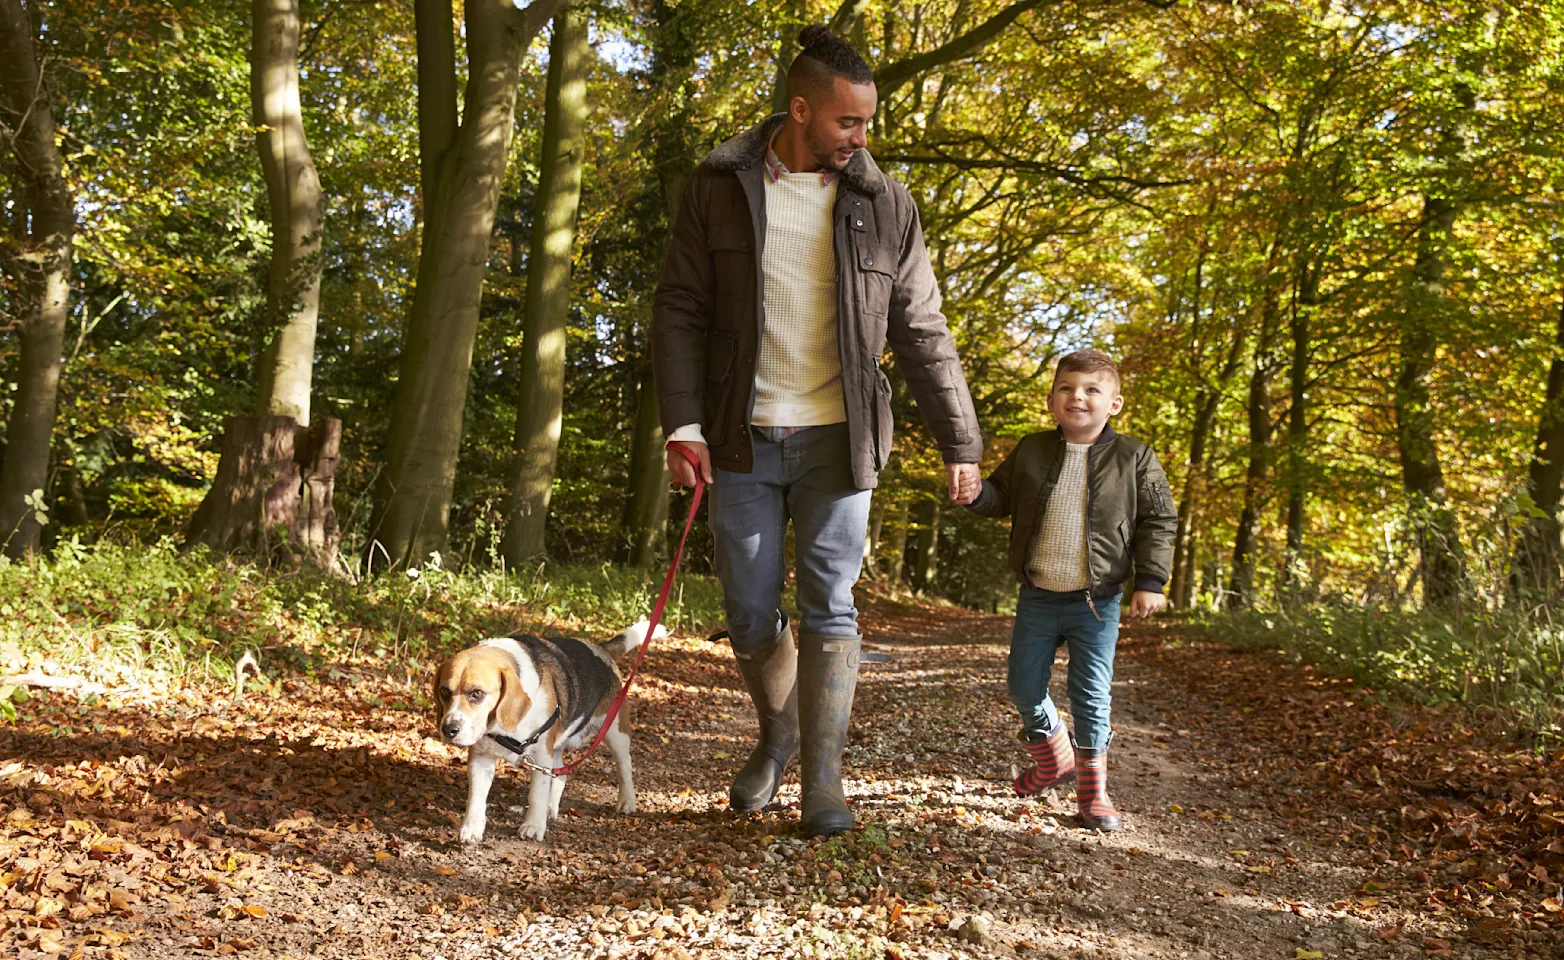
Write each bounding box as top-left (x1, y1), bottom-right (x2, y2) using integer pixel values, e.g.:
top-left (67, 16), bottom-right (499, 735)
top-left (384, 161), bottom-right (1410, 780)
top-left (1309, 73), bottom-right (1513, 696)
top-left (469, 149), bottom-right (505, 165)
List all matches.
top-left (1047, 369), bottom-right (1123, 439)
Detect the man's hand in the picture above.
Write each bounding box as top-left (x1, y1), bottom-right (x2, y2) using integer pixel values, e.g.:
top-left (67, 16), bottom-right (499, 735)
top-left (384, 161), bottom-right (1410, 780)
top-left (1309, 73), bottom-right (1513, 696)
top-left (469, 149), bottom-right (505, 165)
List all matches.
top-left (667, 440), bottom-right (713, 488)
top-left (947, 462), bottom-right (981, 505)
top-left (1129, 590), bottom-right (1166, 618)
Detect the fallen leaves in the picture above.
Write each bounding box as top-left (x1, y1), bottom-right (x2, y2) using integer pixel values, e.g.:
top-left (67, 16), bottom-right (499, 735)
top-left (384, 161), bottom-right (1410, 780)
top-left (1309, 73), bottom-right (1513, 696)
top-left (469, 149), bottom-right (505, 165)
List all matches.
top-left (1133, 625), bottom-right (1564, 942)
top-left (0, 593), bottom-right (1558, 959)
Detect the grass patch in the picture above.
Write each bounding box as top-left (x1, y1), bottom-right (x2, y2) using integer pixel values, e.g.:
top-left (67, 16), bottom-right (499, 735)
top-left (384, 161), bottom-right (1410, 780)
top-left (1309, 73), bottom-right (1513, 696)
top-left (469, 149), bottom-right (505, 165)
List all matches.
top-left (1199, 603), bottom-right (1564, 743)
top-left (0, 537), bottom-right (727, 696)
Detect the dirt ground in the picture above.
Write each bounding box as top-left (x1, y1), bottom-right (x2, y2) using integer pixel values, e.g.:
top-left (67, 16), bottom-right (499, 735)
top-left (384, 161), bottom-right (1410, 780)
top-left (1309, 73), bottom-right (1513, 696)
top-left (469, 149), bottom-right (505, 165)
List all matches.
top-left (3, 595), bottom-right (1560, 959)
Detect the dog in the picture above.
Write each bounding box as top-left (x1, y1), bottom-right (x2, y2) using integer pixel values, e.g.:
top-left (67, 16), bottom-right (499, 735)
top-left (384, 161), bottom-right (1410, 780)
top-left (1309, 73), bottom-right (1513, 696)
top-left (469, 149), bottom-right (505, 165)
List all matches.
top-left (432, 620), bottom-right (662, 843)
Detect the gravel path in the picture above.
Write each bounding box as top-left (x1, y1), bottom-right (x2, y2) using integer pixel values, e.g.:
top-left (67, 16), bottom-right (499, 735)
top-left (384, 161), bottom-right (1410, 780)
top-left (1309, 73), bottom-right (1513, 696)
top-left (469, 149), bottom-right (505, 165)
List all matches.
top-left (6, 596), bottom-right (1551, 959)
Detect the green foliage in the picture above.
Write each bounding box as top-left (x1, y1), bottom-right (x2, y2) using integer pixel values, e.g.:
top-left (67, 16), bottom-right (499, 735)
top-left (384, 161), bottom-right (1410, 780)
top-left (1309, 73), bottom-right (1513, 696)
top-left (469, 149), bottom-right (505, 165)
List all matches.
top-left (1200, 604), bottom-right (1564, 742)
top-left (813, 824), bottom-right (894, 893)
top-left (0, 538), bottom-right (726, 701)
top-left (3, 2), bottom-right (1563, 738)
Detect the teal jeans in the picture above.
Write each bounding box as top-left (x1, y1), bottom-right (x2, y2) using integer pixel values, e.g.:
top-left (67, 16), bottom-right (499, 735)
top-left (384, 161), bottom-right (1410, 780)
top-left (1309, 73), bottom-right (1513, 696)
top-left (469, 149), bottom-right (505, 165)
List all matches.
top-left (1008, 585), bottom-right (1121, 749)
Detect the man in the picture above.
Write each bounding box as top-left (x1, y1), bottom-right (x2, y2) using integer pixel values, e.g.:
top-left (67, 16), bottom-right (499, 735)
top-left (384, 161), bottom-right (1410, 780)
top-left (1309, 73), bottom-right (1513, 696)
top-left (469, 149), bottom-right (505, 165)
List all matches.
top-left (652, 26), bottom-right (982, 837)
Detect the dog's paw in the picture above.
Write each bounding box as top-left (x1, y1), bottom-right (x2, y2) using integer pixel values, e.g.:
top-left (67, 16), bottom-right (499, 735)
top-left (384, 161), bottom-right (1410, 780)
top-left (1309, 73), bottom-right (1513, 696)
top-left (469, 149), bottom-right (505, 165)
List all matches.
top-left (517, 819), bottom-right (548, 841)
top-left (459, 821), bottom-right (486, 844)
top-left (616, 795), bottom-right (638, 815)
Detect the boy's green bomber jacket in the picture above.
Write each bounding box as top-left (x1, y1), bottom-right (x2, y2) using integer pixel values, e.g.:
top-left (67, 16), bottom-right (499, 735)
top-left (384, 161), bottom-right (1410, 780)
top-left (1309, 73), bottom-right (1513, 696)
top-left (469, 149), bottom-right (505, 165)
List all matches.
top-left (967, 425), bottom-right (1179, 597)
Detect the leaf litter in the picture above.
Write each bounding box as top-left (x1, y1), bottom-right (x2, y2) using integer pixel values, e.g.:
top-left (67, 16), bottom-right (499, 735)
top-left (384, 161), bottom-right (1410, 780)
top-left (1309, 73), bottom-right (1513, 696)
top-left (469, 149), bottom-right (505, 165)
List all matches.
top-left (0, 595), bottom-right (1557, 959)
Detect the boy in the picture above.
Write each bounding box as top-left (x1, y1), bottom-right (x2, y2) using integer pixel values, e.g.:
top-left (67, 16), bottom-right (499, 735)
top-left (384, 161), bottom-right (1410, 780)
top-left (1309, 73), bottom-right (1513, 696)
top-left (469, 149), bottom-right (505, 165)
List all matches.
top-left (966, 349), bottom-right (1177, 831)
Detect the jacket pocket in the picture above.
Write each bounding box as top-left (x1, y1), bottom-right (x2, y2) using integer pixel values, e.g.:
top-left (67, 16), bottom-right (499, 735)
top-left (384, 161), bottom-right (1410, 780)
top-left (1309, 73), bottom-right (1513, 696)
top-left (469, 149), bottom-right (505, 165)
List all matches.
top-left (871, 365), bottom-right (893, 471)
top-left (1138, 470), bottom-right (1174, 517)
top-left (707, 220), bottom-right (753, 325)
top-left (704, 331), bottom-right (738, 446)
top-left (1100, 517), bottom-right (1134, 589)
top-left (854, 243), bottom-right (897, 319)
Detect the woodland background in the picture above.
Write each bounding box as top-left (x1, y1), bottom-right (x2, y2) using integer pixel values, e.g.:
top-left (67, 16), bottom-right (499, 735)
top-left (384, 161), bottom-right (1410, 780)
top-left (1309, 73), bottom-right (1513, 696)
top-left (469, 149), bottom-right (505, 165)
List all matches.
top-left (1, 0), bottom-right (1562, 734)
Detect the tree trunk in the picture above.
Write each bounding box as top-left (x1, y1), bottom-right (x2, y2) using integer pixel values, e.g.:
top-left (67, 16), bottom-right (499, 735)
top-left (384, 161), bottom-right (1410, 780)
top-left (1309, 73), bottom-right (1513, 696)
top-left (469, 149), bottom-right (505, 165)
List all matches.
top-left (369, 0), bottom-right (563, 571)
top-left (1228, 351), bottom-right (1276, 609)
top-left (886, 497), bottom-right (909, 586)
top-left (0, 0), bottom-right (74, 559)
top-left (59, 442), bottom-right (90, 529)
top-left (1168, 397), bottom-right (1216, 608)
top-left (184, 416), bottom-right (340, 567)
top-left (910, 497), bottom-right (940, 593)
top-left (1281, 284), bottom-right (1312, 602)
top-left (769, 0), bottom-right (808, 114)
top-left (414, 0), bottom-right (457, 225)
top-left (500, 2), bottom-right (589, 565)
top-left (184, 0), bottom-right (338, 568)
top-left (1169, 336), bottom-right (1244, 607)
top-left (621, 0), bottom-right (695, 565)
top-left (1394, 80), bottom-right (1474, 610)
top-left (251, 0), bottom-right (324, 425)
top-left (1511, 300), bottom-right (1564, 599)
top-left (863, 496), bottom-right (885, 578)
top-left (1395, 194), bottom-right (1468, 608)
top-left (1200, 548), bottom-right (1220, 610)
top-left (293, 419), bottom-right (341, 566)
top-left (622, 363), bottom-right (670, 566)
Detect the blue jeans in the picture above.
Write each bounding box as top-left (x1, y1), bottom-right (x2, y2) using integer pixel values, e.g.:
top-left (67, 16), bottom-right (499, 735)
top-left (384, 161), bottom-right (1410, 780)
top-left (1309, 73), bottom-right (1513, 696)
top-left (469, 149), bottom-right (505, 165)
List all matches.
top-left (710, 424), bottom-right (873, 651)
top-left (1008, 585), bottom-right (1121, 750)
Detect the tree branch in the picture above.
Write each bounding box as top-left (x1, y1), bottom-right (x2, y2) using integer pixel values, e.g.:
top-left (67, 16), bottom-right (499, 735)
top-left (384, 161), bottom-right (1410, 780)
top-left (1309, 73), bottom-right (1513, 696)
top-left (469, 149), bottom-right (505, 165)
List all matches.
top-left (826, 0), bottom-right (871, 35)
top-left (876, 145), bottom-right (1191, 207)
top-left (874, 0), bottom-right (1055, 95)
top-left (515, 0), bottom-right (567, 49)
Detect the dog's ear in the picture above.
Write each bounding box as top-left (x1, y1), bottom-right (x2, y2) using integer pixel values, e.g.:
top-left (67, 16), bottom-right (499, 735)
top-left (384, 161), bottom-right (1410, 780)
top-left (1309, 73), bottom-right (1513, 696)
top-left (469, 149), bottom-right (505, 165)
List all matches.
top-left (431, 662), bottom-right (449, 730)
top-left (497, 665), bottom-right (528, 731)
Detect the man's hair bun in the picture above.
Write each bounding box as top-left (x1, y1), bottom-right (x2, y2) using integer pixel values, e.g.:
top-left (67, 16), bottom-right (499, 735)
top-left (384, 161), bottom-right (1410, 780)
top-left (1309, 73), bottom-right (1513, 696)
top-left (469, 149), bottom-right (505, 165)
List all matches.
top-left (788, 25), bottom-right (872, 95)
top-left (798, 25), bottom-right (834, 49)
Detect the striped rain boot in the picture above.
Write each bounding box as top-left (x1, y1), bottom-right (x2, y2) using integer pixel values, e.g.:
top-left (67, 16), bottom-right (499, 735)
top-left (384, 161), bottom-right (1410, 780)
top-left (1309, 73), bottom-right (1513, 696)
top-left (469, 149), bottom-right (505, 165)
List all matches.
top-left (1075, 744), bottom-right (1122, 832)
top-left (1014, 726), bottom-right (1075, 796)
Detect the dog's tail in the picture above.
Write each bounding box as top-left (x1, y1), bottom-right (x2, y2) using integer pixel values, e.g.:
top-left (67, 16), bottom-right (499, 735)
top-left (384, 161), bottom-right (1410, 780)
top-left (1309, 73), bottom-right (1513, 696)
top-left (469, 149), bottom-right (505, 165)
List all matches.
top-left (602, 618), bottom-right (667, 657)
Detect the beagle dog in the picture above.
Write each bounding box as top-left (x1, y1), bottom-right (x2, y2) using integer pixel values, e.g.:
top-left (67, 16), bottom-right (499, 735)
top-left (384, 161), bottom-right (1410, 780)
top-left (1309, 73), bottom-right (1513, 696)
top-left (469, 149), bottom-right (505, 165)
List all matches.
top-left (433, 620), bottom-right (662, 843)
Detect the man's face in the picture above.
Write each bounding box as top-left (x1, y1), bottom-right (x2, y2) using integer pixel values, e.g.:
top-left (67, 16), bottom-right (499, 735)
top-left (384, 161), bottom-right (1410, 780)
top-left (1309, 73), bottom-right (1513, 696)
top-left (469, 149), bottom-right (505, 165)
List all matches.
top-left (1047, 369), bottom-right (1123, 438)
top-left (795, 76), bottom-right (877, 171)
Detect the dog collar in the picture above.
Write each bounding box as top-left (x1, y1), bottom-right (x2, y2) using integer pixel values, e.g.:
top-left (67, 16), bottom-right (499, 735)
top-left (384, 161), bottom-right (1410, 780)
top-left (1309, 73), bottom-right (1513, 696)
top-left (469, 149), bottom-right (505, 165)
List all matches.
top-left (487, 707), bottom-right (560, 756)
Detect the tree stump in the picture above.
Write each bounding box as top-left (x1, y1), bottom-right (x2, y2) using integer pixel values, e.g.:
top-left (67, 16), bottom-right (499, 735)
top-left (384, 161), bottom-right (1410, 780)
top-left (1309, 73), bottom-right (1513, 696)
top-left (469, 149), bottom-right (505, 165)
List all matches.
top-left (185, 415), bottom-right (341, 569)
top-left (293, 419), bottom-right (341, 567)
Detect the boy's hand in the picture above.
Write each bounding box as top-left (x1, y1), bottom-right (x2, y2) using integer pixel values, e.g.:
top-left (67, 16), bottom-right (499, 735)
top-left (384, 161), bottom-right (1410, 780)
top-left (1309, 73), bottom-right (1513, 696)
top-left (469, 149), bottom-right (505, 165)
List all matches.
top-left (1129, 590), bottom-right (1166, 618)
top-left (947, 462), bottom-right (980, 504)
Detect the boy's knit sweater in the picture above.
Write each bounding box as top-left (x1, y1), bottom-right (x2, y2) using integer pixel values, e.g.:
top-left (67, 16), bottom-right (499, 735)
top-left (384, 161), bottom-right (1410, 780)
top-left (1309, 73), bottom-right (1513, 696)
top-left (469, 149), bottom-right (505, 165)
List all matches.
top-left (1026, 441), bottom-right (1091, 590)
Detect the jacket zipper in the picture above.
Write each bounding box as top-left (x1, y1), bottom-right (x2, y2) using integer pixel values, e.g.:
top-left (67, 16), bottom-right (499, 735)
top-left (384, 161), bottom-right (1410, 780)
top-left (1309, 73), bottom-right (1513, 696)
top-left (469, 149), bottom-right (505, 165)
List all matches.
top-left (833, 201), bottom-right (861, 458)
top-left (1025, 438), bottom-right (1059, 584)
top-left (1083, 440), bottom-right (1100, 621)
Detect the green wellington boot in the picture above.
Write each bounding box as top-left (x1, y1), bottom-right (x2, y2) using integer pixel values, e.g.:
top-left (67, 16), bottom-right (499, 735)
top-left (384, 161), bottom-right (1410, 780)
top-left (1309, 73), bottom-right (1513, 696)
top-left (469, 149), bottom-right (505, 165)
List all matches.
top-left (728, 618), bottom-right (799, 812)
top-left (795, 631), bottom-right (862, 837)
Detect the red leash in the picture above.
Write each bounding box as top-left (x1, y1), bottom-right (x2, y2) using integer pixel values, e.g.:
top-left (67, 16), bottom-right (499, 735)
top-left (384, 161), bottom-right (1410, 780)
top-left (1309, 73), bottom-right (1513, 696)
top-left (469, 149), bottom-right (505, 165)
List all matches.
top-left (546, 441), bottom-right (706, 777)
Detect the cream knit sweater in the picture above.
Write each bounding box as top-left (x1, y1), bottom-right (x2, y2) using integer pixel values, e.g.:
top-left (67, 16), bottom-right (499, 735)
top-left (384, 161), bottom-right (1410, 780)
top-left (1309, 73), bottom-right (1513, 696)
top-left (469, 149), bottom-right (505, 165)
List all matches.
top-left (751, 171), bottom-right (846, 427)
top-left (1026, 442), bottom-right (1092, 591)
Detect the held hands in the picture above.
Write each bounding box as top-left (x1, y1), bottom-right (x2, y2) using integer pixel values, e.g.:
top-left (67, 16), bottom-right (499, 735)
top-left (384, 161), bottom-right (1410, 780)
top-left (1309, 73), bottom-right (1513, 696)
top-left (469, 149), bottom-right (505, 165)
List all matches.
top-left (947, 462), bottom-right (981, 505)
top-left (673, 444), bottom-right (979, 501)
top-left (667, 441), bottom-right (713, 488)
top-left (1129, 590), bottom-right (1166, 618)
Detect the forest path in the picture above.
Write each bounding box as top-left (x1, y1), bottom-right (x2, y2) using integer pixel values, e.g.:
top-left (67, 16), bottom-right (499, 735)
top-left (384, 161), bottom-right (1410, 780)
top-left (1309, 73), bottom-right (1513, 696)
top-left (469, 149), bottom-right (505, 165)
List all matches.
top-left (3, 597), bottom-right (1556, 960)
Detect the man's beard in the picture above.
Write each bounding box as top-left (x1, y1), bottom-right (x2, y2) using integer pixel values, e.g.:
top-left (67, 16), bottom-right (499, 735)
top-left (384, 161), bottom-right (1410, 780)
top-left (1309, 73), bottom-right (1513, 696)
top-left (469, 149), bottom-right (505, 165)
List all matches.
top-left (805, 125), bottom-right (852, 172)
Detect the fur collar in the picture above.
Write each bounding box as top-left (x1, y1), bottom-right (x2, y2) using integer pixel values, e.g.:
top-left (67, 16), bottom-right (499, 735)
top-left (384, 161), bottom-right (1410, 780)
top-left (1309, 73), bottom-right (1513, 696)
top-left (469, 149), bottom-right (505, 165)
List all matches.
top-left (704, 113), bottom-right (889, 198)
